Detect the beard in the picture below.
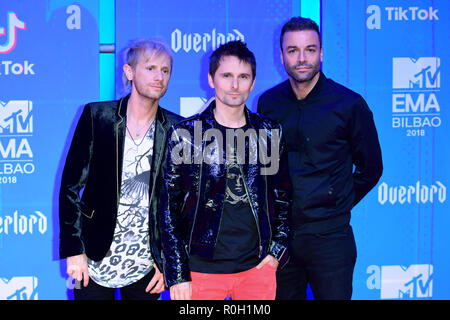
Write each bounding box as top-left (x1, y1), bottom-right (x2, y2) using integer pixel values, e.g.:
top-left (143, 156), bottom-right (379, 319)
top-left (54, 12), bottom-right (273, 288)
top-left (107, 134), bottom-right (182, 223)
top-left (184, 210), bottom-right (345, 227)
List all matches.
top-left (218, 91), bottom-right (248, 108)
top-left (284, 60), bottom-right (321, 84)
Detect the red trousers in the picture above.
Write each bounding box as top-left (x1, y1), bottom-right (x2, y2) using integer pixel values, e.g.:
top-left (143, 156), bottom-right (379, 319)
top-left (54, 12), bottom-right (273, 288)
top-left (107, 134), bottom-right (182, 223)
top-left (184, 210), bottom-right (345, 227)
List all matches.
top-left (190, 263), bottom-right (277, 300)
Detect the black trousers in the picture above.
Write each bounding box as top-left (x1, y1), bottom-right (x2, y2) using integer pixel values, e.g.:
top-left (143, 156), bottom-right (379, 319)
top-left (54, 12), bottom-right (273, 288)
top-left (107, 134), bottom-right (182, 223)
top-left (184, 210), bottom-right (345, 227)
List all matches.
top-left (74, 268), bottom-right (160, 300)
top-left (276, 224), bottom-right (357, 300)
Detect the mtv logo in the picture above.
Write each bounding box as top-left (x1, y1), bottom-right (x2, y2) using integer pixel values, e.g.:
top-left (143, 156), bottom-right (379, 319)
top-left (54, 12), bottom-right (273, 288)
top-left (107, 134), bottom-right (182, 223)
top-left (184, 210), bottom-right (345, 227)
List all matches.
top-left (180, 97), bottom-right (210, 118)
top-left (0, 276), bottom-right (38, 300)
top-left (0, 100), bottom-right (33, 134)
top-left (380, 264), bottom-right (433, 299)
top-left (393, 57), bottom-right (440, 89)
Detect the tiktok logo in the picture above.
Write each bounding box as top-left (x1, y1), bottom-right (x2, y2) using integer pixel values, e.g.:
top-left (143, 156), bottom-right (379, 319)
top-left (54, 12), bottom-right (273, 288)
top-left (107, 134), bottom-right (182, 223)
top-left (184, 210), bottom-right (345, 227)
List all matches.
top-left (0, 12), bottom-right (26, 54)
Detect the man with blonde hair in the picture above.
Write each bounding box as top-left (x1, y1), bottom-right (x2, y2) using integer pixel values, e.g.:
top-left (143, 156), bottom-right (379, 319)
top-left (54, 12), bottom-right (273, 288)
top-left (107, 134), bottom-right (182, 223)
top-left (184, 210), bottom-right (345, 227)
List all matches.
top-left (59, 38), bottom-right (183, 300)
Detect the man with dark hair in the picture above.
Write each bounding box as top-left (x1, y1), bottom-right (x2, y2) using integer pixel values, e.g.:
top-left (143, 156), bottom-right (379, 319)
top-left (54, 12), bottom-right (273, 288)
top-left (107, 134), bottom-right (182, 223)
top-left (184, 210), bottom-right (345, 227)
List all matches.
top-left (160, 40), bottom-right (291, 300)
top-left (59, 38), bottom-right (183, 300)
top-left (208, 40), bottom-right (256, 80)
top-left (258, 17), bottom-right (383, 300)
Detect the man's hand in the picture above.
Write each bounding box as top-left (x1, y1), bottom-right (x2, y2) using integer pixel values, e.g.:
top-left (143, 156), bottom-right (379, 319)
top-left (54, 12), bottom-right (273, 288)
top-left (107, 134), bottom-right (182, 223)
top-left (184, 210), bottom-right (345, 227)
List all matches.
top-left (67, 253), bottom-right (89, 287)
top-left (146, 264), bottom-right (165, 294)
top-left (256, 255), bottom-right (279, 269)
top-left (170, 281), bottom-right (192, 300)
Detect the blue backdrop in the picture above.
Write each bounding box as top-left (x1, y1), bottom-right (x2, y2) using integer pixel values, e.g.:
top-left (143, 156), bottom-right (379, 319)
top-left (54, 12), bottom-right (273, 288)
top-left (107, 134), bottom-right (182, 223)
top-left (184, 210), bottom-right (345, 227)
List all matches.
top-left (0, 0), bottom-right (448, 300)
top-left (322, 0), bottom-right (449, 299)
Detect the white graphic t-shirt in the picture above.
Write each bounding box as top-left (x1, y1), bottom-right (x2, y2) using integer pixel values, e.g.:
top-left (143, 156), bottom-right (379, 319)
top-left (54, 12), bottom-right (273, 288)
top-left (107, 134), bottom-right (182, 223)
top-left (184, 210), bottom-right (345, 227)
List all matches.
top-left (88, 122), bottom-right (155, 288)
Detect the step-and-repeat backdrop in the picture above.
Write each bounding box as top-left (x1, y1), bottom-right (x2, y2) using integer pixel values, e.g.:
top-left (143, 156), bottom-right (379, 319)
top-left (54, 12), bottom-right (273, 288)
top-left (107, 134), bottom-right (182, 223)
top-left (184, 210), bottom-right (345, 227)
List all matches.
top-left (0, 1), bottom-right (99, 300)
top-left (322, 0), bottom-right (449, 299)
top-left (0, 0), bottom-right (448, 300)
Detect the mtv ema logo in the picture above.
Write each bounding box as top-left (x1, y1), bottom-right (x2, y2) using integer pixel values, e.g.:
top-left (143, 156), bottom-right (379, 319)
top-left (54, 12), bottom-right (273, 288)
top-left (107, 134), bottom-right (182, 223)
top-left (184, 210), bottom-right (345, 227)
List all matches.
top-left (391, 57), bottom-right (441, 137)
top-left (393, 57), bottom-right (440, 89)
top-left (367, 265), bottom-right (433, 299)
top-left (0, 100), bottom-right (35, 184)
top-left (0, 100), bottom-right (33, 134)
top-left (0, 277), bottom-right (38, 300)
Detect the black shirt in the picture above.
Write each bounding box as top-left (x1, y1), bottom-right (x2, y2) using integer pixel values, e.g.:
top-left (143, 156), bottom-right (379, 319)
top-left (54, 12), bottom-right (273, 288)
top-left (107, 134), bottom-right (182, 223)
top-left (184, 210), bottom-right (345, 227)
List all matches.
top-left (189, 121), bottom-right (260, 274)
top-left (257, 71), bottom-right (383, 233)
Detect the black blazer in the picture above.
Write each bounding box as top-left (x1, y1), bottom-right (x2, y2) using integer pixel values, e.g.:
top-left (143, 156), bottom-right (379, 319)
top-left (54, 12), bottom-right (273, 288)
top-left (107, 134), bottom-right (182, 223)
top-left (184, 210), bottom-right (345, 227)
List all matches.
top-left (59, 94), bottom-right (183, 271)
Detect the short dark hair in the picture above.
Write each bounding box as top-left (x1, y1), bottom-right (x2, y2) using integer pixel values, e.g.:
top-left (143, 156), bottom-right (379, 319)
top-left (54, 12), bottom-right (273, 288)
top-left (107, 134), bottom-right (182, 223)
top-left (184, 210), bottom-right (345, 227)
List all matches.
top-left (209, 40), bottom-right (256, 79)
top-left (280, 17), bottom-right (322, 51)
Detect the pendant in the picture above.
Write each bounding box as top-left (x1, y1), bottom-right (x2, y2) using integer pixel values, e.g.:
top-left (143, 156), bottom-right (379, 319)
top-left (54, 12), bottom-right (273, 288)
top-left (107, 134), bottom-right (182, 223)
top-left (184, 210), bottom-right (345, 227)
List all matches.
top-left (136, 131), bottom-right (140, 137)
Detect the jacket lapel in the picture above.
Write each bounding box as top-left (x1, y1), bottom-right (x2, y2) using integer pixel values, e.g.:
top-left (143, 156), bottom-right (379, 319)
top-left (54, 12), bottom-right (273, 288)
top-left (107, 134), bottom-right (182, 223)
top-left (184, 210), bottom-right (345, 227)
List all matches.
top-left (115, 96), bottom-right (168, 206)
top-left (115, 95), bottom-right (128, 202)
top-left (149, 107), bottom-right (168, 205)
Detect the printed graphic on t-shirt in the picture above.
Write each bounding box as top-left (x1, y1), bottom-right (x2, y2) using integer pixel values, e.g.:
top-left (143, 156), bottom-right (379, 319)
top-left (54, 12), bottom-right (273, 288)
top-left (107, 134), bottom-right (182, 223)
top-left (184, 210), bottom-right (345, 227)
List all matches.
top-left (224, 144), bottom-right (249, 206)
top-left (187, 123), bottom-right (259, 274)
top-left (88, 123), bottom-right (155, 288)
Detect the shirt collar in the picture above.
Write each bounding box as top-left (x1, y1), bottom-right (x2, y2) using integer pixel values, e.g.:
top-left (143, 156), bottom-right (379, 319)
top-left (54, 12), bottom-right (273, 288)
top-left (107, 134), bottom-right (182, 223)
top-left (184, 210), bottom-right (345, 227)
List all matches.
top-left (285, 70), bottom-right (327, 101)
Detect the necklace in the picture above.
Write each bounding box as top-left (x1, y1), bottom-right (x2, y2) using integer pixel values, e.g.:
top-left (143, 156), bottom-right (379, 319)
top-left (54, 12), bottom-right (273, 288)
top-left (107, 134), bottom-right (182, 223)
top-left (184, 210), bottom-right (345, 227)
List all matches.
top-left (126, 122), bottom-right (154, 147)
top-left (127, 116), bottom-right (153, 137)
top-left (136, 122), bottom-right (149, 137)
